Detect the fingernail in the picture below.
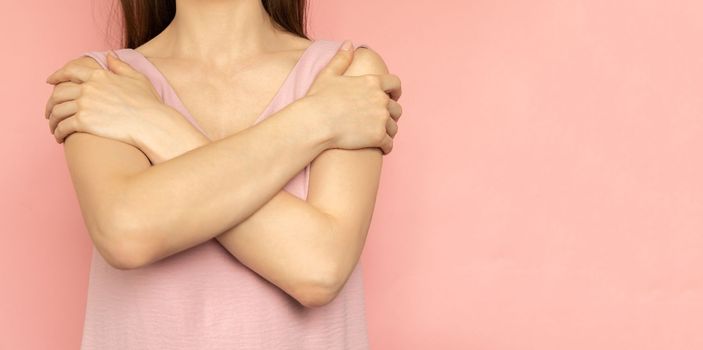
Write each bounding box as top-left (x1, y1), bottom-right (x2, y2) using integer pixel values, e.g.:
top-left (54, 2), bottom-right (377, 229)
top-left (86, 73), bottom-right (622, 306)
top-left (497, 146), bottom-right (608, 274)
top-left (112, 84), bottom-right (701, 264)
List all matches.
top-left (341, 40), bottom-right (353, 51)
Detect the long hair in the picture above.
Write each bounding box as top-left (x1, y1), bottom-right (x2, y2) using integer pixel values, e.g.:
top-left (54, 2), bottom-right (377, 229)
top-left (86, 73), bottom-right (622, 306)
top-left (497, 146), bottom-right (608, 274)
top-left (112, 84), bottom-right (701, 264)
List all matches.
top-left (118, 0), bottom-right (309, 49)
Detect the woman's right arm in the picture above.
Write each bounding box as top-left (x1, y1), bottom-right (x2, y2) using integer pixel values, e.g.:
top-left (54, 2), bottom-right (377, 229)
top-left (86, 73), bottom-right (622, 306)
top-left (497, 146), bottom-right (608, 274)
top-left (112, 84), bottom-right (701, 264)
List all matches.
top-left (64, 96), bottom-right (331, 270)
top-left (60, 44), bottom-right (400, 271)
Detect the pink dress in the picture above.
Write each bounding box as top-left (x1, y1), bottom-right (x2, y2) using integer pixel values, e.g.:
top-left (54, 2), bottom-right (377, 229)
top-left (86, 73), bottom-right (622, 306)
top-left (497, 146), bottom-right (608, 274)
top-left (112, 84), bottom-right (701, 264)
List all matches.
top-left (79, 39), bottom-right (370, 349)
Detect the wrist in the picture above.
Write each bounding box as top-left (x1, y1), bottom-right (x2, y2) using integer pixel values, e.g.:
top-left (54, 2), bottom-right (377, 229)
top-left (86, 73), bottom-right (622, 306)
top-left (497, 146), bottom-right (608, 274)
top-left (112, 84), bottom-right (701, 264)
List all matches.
top-left (291, 96), bottom-right (336, 150)
top-left (136, 105), bottom-right (210, 164)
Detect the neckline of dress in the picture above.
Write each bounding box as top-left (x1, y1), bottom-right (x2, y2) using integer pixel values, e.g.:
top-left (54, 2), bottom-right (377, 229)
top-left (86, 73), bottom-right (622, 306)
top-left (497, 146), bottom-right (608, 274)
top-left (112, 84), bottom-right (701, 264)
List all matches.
top-left (124, 40), bottom-right (319, 140)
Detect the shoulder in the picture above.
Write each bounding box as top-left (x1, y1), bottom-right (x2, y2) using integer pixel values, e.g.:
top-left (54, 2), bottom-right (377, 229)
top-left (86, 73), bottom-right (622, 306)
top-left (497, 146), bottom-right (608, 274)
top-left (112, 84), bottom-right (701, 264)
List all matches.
top-left (54, 54), bottom-right (105, 72)
top-left (345, 45), bottom-right (390, 76)
top-left (315, 39), bottom-right (389, 76)
top-left (46, 53), bottom-right (108, 83)
top-left (45, 51), bottom-right (108, 85)
top-left (56, 48), bottom-right (132, 73)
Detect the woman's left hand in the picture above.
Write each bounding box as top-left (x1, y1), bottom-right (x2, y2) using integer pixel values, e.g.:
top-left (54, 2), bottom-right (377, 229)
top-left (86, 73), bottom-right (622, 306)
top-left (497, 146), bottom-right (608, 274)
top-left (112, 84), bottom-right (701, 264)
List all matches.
top-left (44, 53), bottom-right (208, 163)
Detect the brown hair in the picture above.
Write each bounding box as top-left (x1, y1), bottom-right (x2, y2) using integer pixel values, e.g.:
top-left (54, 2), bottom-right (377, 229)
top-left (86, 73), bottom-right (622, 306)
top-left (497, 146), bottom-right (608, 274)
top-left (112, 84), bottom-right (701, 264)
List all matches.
top-left (118, 0), bottom-right (309, 49)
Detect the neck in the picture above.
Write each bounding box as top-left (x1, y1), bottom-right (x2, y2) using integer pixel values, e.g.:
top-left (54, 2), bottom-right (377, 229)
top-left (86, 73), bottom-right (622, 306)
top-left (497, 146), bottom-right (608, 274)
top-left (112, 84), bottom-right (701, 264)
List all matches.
top-left (155, 0), bottom-right (293, 61)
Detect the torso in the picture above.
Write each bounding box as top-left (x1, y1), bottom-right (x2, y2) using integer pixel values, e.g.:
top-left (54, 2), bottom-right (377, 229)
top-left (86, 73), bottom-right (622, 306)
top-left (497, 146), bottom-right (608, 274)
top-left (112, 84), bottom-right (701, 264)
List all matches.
top-left (79, 39), bottom-right (371, 349)
top-left (134, 37), bottom-right (313, 140)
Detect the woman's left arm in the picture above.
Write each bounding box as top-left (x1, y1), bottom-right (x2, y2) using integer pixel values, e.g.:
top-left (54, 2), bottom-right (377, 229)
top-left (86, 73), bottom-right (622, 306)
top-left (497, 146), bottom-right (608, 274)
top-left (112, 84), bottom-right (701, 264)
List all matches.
top-left (215, 47), bottom-right (392, 306)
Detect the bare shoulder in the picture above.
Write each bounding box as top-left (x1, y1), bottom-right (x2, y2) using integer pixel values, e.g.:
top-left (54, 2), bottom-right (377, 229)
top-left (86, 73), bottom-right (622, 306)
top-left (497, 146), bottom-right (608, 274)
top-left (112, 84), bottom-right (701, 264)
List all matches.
top-left (59, 55), bottom-right (104, 70)
top-left (343, 46), bottom-right (390, 76)
top-left (74, 55), bottom-right (103, 67)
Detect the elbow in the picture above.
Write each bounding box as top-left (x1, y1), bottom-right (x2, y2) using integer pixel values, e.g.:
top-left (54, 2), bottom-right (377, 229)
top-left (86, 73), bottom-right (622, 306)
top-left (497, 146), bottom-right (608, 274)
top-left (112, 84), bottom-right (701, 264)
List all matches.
top-left (295, 285), bottom-right (338, 308)
top-left (293, 263), bottom-right (345, 308)
top-left (101, 237), bottom-right (152, 271)
top-left (94, 211), bottom-right (154, 270)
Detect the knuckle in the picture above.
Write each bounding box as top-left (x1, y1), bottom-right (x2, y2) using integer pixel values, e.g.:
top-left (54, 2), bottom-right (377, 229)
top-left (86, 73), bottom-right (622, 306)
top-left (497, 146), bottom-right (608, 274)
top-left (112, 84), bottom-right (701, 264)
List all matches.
top-left (364, 74), bottom-right (379, 86)
top-left (61, 66), bottom-right (75, 78)
top-left (89, 69), bottom-right (105, 79)
top-left (54, 123), bottom-right (63, 138)
top-left (50, 103), bottom-right (61, 116)
top-left (374, 128), bottom-right (386, 144)
top-left (51, 82), bottom-right (62, 93)
top-left (376, 104), bottom-right (389, 119)
top-left (81, 81), bottom-right (96, 93)
top-left (74, 110), bottom-right (85, 123)
top-left (374, 90), bottom-right (389, 104)
top-left (59, 63), bottom-right (72, 75)
top-left (74, 97), bottom-right (85, 109)
top-left (47, 115), bottom-right (55, 131)
top-left (80, 82), bottom-right (92, 95)
top-left (77, 84), bottom-right (86, 97)
top-left (67, 63), bottom-right (81, 74)
top-left (370, 93), bottom-right (388, 109)
top-left (391, 73), bottom-right (402, 86)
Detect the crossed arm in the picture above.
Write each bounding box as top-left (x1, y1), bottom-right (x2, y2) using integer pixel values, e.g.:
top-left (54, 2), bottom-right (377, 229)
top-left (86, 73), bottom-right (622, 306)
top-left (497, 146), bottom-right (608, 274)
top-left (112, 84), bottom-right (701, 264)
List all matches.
top-left (62, 47), bottom-right (389, 307)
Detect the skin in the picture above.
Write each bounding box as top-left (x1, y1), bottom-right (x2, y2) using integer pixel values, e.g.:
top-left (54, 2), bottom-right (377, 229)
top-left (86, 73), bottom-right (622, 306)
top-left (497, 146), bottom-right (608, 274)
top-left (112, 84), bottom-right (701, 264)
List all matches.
top-left (45, 0), bottom-right (403, 307)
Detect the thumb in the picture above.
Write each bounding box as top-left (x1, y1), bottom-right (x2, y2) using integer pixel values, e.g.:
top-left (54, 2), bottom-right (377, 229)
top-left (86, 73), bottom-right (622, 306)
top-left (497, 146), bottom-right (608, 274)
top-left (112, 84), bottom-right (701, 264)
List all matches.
top-left (106, 51), bottom-right (141, 78)
top-left (319, 40), bottom-right (355, 77)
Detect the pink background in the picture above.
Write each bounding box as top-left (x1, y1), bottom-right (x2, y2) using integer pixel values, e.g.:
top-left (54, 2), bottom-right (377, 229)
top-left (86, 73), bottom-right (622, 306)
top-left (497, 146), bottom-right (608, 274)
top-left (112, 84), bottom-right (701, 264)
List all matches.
top-left (2, 0), bottom-right (702, 349)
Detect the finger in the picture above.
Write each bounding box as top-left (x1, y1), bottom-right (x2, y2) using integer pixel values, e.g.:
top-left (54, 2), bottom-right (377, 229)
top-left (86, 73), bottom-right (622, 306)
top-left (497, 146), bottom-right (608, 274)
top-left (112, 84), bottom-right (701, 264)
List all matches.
top-left (107, 51), bottom-right (142, 79)
top-left (54, 115), bottom-right (80, 144)
top-left (319, 40), bottom-right (355, 77)
top-left (45, 82), bottom-right (81, 119)
top-left (48, 100), bottom-right (78, 135)
top-left (46, 64), bottom-right (96, 85)
top-left (386, 115), bottom-right (399, 138)
top-left (378, 73), bottom-right (402, 101)
top-left (379, 134), bottom-right (393, 155)
top-left (387, 99), bottom-right (402, 122)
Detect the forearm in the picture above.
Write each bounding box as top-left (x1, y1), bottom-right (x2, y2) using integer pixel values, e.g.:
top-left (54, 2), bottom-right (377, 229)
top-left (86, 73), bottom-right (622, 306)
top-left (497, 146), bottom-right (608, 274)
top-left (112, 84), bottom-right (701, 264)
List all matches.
top-left (136, 108), bottom-right (358, 300)
top-left (109, 97), bottom-right (332, 265)
top-left (215, 190), bottom-right (354, 302)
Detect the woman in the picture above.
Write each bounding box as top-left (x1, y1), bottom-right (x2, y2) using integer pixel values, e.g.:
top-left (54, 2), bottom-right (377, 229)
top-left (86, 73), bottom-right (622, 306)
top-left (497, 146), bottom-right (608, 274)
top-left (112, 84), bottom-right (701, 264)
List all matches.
top-left (44, 0), bottom-right (402, 348)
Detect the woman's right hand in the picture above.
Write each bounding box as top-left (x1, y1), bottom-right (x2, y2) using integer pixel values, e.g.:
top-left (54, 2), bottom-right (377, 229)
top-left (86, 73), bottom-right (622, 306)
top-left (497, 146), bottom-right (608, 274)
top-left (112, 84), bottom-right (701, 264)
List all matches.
top-left (304, 40), bottom-right (403, 155)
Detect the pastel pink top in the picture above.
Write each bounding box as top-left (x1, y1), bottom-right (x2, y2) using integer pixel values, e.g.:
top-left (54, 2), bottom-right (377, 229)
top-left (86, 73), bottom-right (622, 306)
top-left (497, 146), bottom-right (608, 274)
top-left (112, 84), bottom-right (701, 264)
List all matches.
top-left (79, 39), bottom-right (370, 349)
